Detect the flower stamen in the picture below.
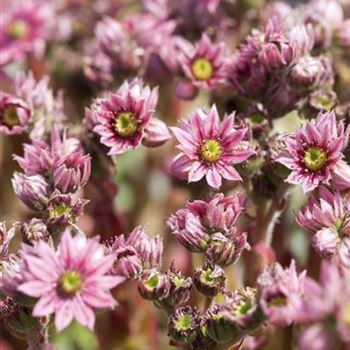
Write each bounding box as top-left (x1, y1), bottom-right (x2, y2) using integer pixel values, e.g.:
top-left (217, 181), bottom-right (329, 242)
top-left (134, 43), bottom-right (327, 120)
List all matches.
top-left (7, 20), bottom-right (29, 39)
top-left (59, 271), bottom-right (82, 296)
top-left (191, 58), bottom-right (213, 81)
top-left (114, 112), bottom-right (138, 138)
top-left (200, 139), bottom-right (222, 163)
top-left (303, 147), bottom-right (327, 172)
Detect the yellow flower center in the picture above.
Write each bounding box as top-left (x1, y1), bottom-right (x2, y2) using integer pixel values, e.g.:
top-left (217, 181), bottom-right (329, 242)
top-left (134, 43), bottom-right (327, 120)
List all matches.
top-left (114, 112), bottom-right (138, 138)
top-left (2, 105), bottom-right (20, 128)
top-left (59, 271), bottom-right (82, 296)
top-left (303, 147), bottom-right (328, 172)
top-left (191, 58), bottom-right (213, 81)
top-left (7, 20), bottom-right (29, 39)
top-left (200, 139), bottom-right (222, 163)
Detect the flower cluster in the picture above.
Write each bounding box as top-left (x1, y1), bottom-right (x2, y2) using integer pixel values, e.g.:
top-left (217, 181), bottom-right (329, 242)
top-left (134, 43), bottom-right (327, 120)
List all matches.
top-left (1, 0), bottom-right (350, 349)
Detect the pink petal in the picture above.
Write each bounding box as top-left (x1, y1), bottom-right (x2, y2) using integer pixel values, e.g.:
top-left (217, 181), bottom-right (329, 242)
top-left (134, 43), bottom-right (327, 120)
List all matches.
top-left (216, 163), bottom-right (242, 181)
top-left (33, 292), bottom-right (56, 317)
top-left (55, 301), bottom-right (74, 331)
top-left (18, 281), bottom-right (53, 298)
top-left (83, 289), bottom-right (116, 309)
top-left (188, 161), bottom-right (206, 183)
top-left (206, 167), bottom-right (222, 188)
top-left (72, 296), bottom-right (95, 330)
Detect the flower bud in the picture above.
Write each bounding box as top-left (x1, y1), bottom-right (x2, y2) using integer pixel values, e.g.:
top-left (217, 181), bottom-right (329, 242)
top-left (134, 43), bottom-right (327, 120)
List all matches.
top-left (168, 306), bottom-right (200, 344)
top-left (175, 80), bottom-right (199, 100)
top-left (11, 173), bottom-right (48, 210)
top-left (312, 228), bottom-right (340, 257)
top-left (260, 41), bottom-right (293, 71)
top-left (221, 287), bottom-right (264, 331)
top-left (138, 269), bottom-right (171, 301)
top-left (167, 211), bottom-right (210, 253)
top-left (112, 246), bottom-right (143, 279)
top-left (143, 118), bottom-right (171, 147)
top-left (1, 298), bottom-right (36, 335)
top-left (47, 192), bottom-right (87, 227)
top-left (21, 218), bottom-right (49, 244)
top-left (206, 232), bottom-right (249, 267)
top-left (193, 264), bottom-right (226, 297)
top-left (162, 265), bottom-right (192, 307)
top-left (289, 56), bottom-right (324, 88)
top-left (205, 304), bottom-right (241, 344)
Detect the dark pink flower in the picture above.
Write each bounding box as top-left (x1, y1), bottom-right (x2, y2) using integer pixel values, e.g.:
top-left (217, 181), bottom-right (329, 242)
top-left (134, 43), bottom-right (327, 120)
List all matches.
top-left (0, 92), bottom-right (31, 135)
top-left (170, 105), bottom-right (254, 188)
top-left (277, 110), bottom-right (350, 192)
top-left (18, 229), bottom-right (125, 331)
top-left (180, 34), bottom-right (226, 90)
top-left (87, 79), bottom-right (168, 155)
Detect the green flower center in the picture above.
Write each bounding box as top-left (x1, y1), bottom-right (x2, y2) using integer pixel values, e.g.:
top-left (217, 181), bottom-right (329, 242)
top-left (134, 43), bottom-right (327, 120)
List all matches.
top-left (114, 112), bottom-right (138, 138)
top-left (232, 300), bottom-right (252, 316)
top-left (59, 271), bottom-right (82, 296)
top-left (173, 276), bottom-right (185, 288)
top-left (2, 105), bottom-right (20, 128)
top-left (7, 20), bottom-right (29, 39)
top-left (201, 269), bottom-right (216, 285)
top-left (267, 294), bottom-right (287, 308)
top-left (49, 204), bottom-right (73, 222)
top-left (191, 58), bottom-right (213, 81)
top-left (200, 139), bottom-right (222, 163)
top-left (303, 147), bottom-right (328, 172)
top-left (176, 313), bottom-right (192, 330)
top-left (144, 274), bottom-right (159, 290)
top-left (343, 303), bottom-right (350, 327)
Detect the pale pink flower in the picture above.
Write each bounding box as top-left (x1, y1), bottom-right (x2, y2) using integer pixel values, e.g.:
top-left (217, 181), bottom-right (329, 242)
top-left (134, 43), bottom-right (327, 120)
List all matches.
top-left (18, 229), bottom-right (125, 331)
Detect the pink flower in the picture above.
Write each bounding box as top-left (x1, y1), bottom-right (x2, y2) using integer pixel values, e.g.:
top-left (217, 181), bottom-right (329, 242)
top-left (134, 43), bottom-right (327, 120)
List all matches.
top-left (277, 110), bottom-right (350, 192)
top-left (296, 187), bottom-right (350, 257)
top-left (0, 92), bottom-right (31, 135)
top-left (18, 229), bottom-right (125, 331)
top-left (14, 128), bottom-right (91, 193)
top-left (0, 1), bottom-right (53, 66)
top-left (87, 79), bottom-right (169, 155)
top-left (257, 260), bottom-right (306, 326)
top-left (170, 105), bottom-right (254, 188)
top-left (180, 34), bottom-right (226, 90)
